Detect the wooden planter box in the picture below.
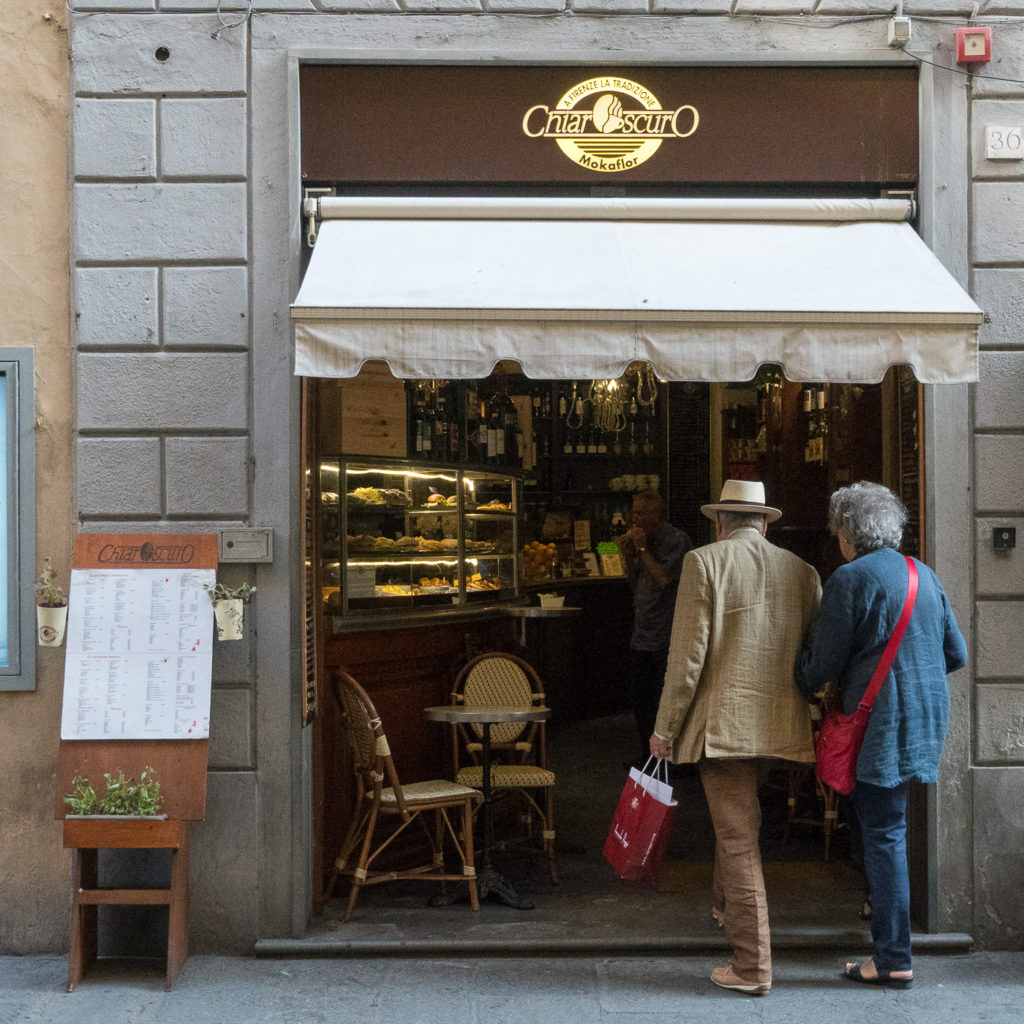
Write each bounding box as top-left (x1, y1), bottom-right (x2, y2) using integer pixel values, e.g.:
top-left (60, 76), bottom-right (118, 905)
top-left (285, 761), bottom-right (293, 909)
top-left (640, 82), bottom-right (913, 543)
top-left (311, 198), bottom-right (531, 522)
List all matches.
top-left (56, 742), bottom-right (208, 994)
top-left (63, 816), bottom-right (183, 850)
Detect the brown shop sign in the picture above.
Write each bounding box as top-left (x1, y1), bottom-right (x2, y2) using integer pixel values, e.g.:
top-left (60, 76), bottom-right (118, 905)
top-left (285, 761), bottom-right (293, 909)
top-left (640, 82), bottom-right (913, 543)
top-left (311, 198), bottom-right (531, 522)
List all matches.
top-left (522, 76), bottom-right (699, 173)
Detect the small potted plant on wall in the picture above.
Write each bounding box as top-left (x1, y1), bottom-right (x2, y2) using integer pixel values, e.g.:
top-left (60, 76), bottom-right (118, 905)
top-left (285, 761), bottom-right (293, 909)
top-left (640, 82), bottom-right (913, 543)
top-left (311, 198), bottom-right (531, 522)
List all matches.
top-left (35, 557), bottom-right (69, 647)
top-left (203, 581), bottom-right (256, 641)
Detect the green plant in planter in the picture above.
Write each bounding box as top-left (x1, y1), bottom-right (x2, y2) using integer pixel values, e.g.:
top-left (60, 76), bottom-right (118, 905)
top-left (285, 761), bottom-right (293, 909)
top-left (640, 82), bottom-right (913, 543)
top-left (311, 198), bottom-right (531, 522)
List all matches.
top-left (64, 776), bottom-right (98, 816)
top-left (64, 766), bottom-right (162, 816)
top-left (131, 767), bottom-right (162, 816)
top-left (34, 557), bottom-right (68, 608)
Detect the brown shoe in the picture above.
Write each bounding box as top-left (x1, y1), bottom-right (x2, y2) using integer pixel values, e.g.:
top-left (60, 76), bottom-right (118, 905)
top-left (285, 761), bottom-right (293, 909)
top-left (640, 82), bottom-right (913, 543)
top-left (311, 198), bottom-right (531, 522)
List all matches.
top-left (710, 965), bottom-right (770, 996)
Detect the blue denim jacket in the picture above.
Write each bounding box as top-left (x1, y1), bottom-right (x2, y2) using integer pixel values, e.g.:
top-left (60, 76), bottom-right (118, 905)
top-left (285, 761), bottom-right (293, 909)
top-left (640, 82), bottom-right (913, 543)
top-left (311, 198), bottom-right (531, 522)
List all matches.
top-left (795, 546), bottom-right (967, 787)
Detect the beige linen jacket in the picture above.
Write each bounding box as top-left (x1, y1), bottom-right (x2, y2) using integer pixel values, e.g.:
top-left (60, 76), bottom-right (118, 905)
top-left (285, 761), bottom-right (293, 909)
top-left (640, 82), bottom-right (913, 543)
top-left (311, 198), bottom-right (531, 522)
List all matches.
top-left (654, 526), bottom-right (822, 764)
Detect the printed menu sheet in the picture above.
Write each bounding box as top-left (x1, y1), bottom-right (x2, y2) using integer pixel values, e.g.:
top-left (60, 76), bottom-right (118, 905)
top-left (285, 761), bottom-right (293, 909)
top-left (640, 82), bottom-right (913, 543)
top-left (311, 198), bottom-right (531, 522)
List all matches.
top-left (60, 568), bottom-right (216, 740)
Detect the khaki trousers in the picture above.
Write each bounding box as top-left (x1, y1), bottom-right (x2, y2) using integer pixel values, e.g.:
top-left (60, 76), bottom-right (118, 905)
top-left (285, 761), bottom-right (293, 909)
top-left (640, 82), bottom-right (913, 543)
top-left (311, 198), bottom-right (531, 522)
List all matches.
top-left (699, 757), bottom-right (772, 986)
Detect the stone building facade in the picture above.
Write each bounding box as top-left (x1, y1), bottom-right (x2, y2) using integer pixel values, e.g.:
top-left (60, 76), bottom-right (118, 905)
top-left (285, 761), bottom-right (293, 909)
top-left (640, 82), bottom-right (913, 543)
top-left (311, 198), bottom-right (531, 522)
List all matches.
top-left (2, 0), bottom-right (1023, 954)
top-left (0, 0), bottom-right (74, 955)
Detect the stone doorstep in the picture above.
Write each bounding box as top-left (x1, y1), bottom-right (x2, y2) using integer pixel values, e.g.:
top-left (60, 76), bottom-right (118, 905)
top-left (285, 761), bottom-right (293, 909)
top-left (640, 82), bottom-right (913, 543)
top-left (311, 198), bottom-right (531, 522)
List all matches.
top-left (254, 930), bottom-right (973, 959)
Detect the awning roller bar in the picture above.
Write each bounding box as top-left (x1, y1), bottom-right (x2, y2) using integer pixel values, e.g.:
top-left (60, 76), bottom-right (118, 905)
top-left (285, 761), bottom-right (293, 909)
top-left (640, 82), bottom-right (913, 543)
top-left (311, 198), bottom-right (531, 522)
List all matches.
top-left (306, 195), bottom-right (915, 226)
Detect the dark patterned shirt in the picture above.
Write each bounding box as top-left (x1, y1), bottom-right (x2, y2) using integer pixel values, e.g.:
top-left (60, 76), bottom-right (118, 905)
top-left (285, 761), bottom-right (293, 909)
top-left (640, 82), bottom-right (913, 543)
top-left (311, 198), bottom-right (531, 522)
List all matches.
top-left (628, 522), bottom-right (692, 652)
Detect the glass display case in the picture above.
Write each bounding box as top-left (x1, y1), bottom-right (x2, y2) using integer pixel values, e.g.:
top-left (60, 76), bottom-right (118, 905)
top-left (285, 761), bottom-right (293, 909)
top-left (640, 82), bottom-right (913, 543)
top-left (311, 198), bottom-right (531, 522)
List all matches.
top-left (320, 456), bottom-right (522, 619)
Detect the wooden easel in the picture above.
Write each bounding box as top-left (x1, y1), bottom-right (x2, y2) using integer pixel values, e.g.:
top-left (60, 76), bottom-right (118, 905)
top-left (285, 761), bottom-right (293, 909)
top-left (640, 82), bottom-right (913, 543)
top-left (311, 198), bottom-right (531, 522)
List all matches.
top-left (55, 739), bottom-right (208, 991)
top-left (56, 533), bottom-right (217, 991)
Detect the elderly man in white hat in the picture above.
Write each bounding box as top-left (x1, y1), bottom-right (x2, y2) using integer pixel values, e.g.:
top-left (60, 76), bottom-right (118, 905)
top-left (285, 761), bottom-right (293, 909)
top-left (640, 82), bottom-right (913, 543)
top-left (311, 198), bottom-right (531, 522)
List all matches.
top-left (649, 480), bottom-right (821, 996)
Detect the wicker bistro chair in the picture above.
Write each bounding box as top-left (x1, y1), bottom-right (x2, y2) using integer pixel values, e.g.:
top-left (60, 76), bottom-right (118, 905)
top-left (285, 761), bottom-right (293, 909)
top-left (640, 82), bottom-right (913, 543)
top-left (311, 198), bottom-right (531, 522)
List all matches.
top-left (450, 653), bottom-right (558, 884)
top-left (328, 670), bottom-right (483, 921)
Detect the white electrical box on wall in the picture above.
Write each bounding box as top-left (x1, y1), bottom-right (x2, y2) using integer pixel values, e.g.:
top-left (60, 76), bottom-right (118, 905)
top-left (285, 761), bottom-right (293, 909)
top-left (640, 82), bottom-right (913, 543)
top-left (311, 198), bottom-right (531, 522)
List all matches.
top-left (219, 528), bottom-right (274, 563)
top-left (985, 125), bottom-right (1024, 161)
top-left (887, 17), bottom-right (912, 47)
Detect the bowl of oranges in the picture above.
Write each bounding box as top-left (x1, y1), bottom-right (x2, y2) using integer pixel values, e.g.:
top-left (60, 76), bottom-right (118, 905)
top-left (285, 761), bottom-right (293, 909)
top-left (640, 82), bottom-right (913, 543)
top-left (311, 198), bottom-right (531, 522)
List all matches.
top-left (522, 540), bottom-right (558, 579)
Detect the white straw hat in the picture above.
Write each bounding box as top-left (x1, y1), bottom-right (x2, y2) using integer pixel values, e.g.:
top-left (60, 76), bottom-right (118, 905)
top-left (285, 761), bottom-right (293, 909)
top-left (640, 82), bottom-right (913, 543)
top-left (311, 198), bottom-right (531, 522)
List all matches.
top-left (701, 479), bottom-right (782, 523)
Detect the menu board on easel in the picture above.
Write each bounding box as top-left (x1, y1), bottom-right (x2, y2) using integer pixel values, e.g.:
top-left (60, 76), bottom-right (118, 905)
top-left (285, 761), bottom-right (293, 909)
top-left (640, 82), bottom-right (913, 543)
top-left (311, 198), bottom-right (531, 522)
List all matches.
top-left (59, 535), bottom-right (218, 741)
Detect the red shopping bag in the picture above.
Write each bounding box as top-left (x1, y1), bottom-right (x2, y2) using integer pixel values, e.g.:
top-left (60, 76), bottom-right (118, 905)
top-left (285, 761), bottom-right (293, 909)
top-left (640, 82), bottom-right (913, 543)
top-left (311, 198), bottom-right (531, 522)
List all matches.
top-left (603, 759), bottom-right (677, 884)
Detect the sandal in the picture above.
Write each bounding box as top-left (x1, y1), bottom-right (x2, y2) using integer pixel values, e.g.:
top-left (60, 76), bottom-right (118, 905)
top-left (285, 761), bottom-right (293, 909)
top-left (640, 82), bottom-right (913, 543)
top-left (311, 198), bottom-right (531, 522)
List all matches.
top-left (844, 959), bottom-right (913, 989)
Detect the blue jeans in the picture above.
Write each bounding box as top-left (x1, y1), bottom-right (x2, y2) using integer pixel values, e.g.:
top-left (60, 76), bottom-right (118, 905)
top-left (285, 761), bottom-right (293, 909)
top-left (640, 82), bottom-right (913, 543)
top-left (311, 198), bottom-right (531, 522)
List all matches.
top-left (853, 780), bottom-right (911, 971)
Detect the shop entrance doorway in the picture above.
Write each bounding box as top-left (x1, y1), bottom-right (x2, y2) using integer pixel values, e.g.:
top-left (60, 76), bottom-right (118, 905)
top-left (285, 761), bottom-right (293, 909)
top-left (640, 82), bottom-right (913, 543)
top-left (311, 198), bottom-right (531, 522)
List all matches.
top-left (303, 365), bottom-right (929, 941)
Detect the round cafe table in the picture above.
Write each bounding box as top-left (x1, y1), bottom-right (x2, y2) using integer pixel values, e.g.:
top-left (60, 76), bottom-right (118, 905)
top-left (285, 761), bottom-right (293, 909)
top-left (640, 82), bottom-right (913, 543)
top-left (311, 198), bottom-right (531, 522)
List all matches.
top-left (424, 704), bottom-right (550, 910)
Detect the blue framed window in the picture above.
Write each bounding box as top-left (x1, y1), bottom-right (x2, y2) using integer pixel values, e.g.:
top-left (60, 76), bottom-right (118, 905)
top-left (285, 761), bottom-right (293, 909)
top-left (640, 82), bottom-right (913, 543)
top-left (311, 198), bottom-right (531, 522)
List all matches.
top-left (1, 349), bottom-right (35, 690)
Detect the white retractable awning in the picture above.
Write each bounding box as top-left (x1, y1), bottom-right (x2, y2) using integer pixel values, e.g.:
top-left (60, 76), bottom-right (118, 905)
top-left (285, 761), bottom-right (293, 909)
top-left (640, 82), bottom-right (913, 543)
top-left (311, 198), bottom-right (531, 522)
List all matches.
top-left (291, 197), bottom-right (981, 384)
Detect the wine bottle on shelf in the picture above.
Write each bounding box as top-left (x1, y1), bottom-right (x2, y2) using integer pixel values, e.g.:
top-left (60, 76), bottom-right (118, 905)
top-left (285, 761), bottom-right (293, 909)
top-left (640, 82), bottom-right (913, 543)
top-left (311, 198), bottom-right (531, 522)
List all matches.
top-left (486, 398), bottom-right (500, 464)
top-left (413, 396), bottom-right (425, 457)
top-left (815, 383), bottom-right (828, 464)
top-left (464, 391), bottom-right (479, 463)
top-left (477, 399), bottom-right (489, 460)
top-left (504, 395), bottom-right (519, 467)
top-left (448, 414), bottom-right (459, 463)
top-left (434, 393), bottom-right (448, 462)
top-left (755, 415), bottom-right (767, 455)
top-left (463, 383), bottom-right (478, 462)
top-left (421, 400), bottom-right (434, 459)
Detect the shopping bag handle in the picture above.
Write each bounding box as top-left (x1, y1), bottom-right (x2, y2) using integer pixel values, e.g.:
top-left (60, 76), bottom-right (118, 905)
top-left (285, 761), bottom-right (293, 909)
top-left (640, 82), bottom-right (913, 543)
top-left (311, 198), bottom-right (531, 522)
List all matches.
top-left (637, 756), bottom-right (670, 786)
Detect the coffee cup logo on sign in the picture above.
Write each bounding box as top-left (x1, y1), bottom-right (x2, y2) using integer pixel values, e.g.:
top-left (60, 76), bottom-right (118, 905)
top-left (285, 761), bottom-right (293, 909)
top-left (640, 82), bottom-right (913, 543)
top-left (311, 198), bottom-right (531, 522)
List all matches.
top-left (522, 77), bottom-right (699, 173)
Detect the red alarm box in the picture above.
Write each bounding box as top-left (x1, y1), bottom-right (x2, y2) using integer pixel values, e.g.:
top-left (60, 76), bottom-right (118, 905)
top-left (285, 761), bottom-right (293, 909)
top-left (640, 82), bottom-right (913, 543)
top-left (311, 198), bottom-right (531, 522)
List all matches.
top-left (956, 26), bottom-right (992, 64)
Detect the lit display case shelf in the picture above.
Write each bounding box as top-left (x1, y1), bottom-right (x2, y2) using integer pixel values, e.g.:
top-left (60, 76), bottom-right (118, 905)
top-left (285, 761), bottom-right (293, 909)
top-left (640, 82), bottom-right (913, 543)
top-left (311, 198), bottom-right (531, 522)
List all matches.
top-left (319, 457), bottom-right (523, 618)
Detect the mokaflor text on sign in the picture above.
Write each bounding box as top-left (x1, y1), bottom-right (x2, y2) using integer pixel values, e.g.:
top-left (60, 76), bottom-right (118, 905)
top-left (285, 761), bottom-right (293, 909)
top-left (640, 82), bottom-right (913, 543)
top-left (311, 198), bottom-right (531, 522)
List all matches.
top-left (522, 77), bottom-right (699, 173)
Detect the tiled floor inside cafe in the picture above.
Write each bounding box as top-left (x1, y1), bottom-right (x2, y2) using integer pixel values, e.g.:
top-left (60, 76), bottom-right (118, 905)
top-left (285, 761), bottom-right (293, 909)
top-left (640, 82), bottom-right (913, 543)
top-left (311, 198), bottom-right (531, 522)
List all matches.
top-left (301, 712), bottom-right (872, 953)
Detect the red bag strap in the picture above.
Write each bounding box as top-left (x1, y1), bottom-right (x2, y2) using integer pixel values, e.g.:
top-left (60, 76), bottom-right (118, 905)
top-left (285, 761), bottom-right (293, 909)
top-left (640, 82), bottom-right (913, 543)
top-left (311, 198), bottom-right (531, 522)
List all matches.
top-left (858, 556), bottom-right (918, 713)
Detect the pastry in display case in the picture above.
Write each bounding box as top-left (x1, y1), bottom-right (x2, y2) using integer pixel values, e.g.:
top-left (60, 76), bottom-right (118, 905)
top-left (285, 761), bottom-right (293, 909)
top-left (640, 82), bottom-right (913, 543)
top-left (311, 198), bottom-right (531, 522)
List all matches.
top-left (319, 457), bottom-right (523, 618)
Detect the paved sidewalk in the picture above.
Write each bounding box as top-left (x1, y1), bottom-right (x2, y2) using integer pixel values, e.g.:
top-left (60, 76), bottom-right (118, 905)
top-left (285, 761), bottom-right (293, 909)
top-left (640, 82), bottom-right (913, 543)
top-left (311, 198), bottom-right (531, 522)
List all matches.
top-left (3, 951), bottom-right (1022, 1024)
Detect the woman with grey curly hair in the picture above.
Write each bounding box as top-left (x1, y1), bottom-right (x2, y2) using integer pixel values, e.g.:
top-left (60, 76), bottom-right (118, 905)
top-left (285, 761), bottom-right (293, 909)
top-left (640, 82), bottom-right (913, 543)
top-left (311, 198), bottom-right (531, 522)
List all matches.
top-left (796, 481), bottom-right (966, 990)
top-left (827, 481), bottom-right (908, 556)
